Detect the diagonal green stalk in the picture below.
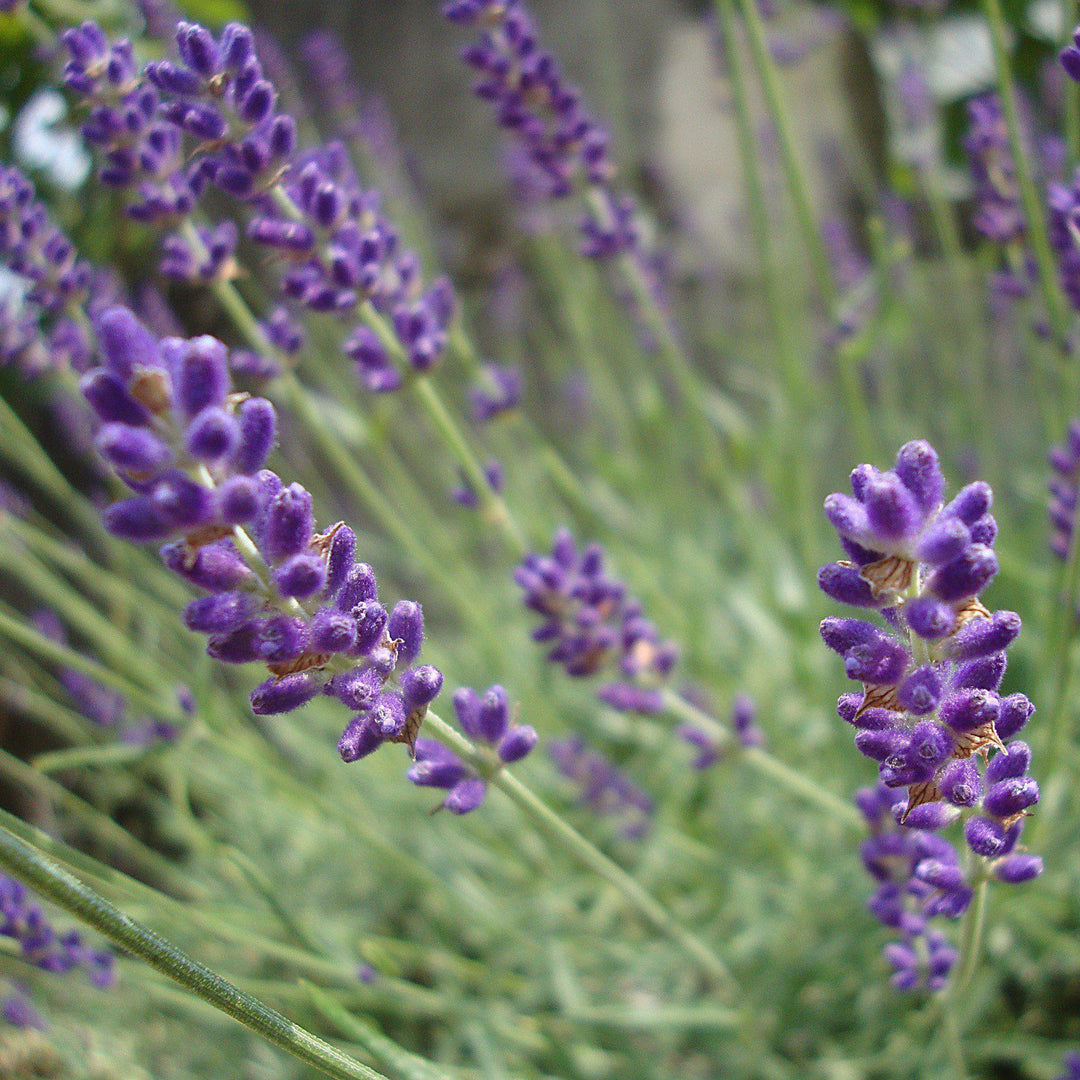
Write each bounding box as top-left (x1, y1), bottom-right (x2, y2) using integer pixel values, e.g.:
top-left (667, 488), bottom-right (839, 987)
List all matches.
top-left (980, 0), bottom-right (1072, 342)
top-left (0, 821), bottom-right (392, 1080)
top-left (659, 689), bottom-right (864, 829)
top-left (422, 710), bottom-right (736, 992)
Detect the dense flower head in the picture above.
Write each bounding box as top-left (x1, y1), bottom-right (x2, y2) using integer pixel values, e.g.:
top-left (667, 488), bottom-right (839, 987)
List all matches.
top-left (549, 737), bottom-right (652, 839)
top-left (1048, 419), bottom-right (1080, 558)
top-left (407, 684), bottom-right (538, 813)
top-left (515, 528), bottom-right (677, 712)
top-left (821, 441), bottom-right (1041, 964)
top-left (0, 876), bottom-right (114, 989)
top-left (964, 95), bottom-right (1024, 246)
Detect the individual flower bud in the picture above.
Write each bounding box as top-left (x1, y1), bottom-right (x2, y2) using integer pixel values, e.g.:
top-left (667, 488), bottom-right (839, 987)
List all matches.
top-left (94, 305), bottom-right (158, 379)
top-left (388, 600), bottom-right (424, 664)
top-left (326, 666), bottom-right (381, 711)
top-left (175, 335), bottom-right (229, 417)
top-left (162, 539), bottom-right (252, 591)
top-left (897, 667), bottom-right (941, 715)
top-left (943, 481), bottom-right (992, 524)
top-left (863, 472), bottom-right (923, 541)
top-left (824, 493), bottom-right (872, 545)
top-left (152, 471), bottom-right (215, 528)
top-left (908, 721), bottom-right (952, 770)
top-left (992, 854), bottom-right (1043, 883)
top-left (324, 526), bottom-right (356, 597)
top-left (408, 754), bottom-right (469, 788)
top-left (952, 653), bottom-right (1007, 692)
top-left (183, 592), bottom-right (253, 634)
top-left (256, 615), bottom-right (308, 662)
top-left (263, 483), bottom-right (314, 562)
top-left (371, 692), bottom-right (406, 738)
top-left (444, 777), bottom-right (487, 814)
top-left (96, 423), bottom-right (172, 473)
top-left (969, 514), bottom-right (997, 546)
top-left (817, 563), bottom-right (879, 607)
top-left (947, 610), bottom-right (1021, 660)
top-left (844, 635), bottom-right (909, 685)
top-left (819, 618), bottom-right (885, 657)
top-left (938, 687), bottom-right (999, 733)
top-left (310, 608), bottom-right (357, 654)
top-left (855, 727), bottom-right (907, 763)
top-left (274, 553), bottom-right (327, 599)
top-left (915, 517), bottom-right (970, 566)
top-left (837, 693), bottom-right (862, 723)
top-left (234, 397), bottom-right (277, 474)
top-left (104, 497), bottom-right (172, 541)
top-left (996, 693), bottom-right (1034, 739)
top-left (81, 369), bottom-right (151, 425)
top-left (925, 545), bottom-right (998, 602)
top-left (206, 622), bottom-right (262, 663)
top-left (903, 596), bottom-right (955, 640)
top-left (400, 665), bottom-right (443, 710)
top-left (352, 602), bottom-right (388, 653)
top-left (217, 475), bottom-right (260, 523)
top-left (914, 858), bottom-right (967, 893)
top-left (477, 685), bottom-right (511, 743)
top-left (184, 406), bottom-right (240, 464)
top-left (336, 563), bottom-right (378, 610)
top-left (939, 759), bottom-right (982, 807)
top-left (986, 741), bottom-right (1032, 782)
top-left (250, 672), bottom-right (321, 715)
top-left (338, 715), bottom-right (382, 762)
top-left (894, 440), bottom-right (945, 512)
top-left (896, 801), bottom-right (957, 830)
top-left (965, 815), bottom-right (1007, 856)
top-left (984, 777), bottom-right (1039, 818)
top-left (497, 724), bottom-right (538, 763)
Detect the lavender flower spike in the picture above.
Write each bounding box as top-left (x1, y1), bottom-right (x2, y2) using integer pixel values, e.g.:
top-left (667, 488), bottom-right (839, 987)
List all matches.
top-left (822, 441), bottom-right (1040, 992)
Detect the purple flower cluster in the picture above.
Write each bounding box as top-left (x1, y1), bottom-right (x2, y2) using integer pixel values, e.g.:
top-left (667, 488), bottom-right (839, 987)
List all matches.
top-left (515, 528), bottom-right (677, 713)
top-left (679, 693), bottom-right (763, 769)
top-left (60, 302), bottom-right (442, 753)
top-left (548, 737), bottom-right (652, 839)
top-left (248, 141), bottom-right (456, 383)
top-left (0, 876), bottom-right (114, 989)
top-left (963, 95), bottom-right (1024, 246)
top-left (1048, 170), bottom-right (1080, 312)
top-left (407, 685), bottom-right (538, 813)
top-left (470, 364), bottom-right (522, 424)
top-left (820, 441), bottom-right (1041, 986)
top-left (1048, 420), bottom-right (1080, 558)
top-left (1056, 1052), bottom-right (1080, 1080)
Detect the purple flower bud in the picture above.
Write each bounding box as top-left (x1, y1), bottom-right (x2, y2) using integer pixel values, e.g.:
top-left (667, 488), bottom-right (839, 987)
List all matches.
top-left (819, 617), bottom-right (880, 655)
top-left (984, 777), bottom-right (1039, 818)
top-left (597, 682), bottom-right (663, 713)
top-left (338, 715), bottom-right (382, 762)
top-left (400, 665), bottom-right (443, 710)
top-left (183, 592), bottom-right (253, 634)
top-left (863, 472), bottom-right (923, 542)
top-left (943, 481), bottom-right (993, 525)
top-left (477, 684), bottom-right (510, 743)
top-left (217, 475), bottom-right (260, 524)
top-left (497, 724), bottom-right (538, 763)
top-left (263, 483), bottom-right (314, 562)
top-left (185, 407), bottom-right (241, 463)
top-left (444, 777), bottom-right (487, 814)
top-left (324, 526), bottom-right (356, 597)
top-left (897, 667), bottom-right (941, 715)
top-left (844, 635), bottom-right (909, 685)
top-left (371, 692), bottom-right (406, 737)
top-left (408, 755), bottom-right (469, 788)
top-left (327, 667), bottom-right (381, 711)
top-left (855, 727), bottom-right (907, 763)
top-left (816, 563), bottom-right (879, 607)
top-left (948, 611), bottom-right (1021, 661)
top-left (352, 602), bottom-right (388, 654)
top-left (952, 652), bottom-right (1007, 692)
top-left (939, 687), bottom-right (1000, 733)
top-left (273, 553), bottom-right (327, 599)
top-left (453, 686), bottom-right (482, 738)
top-left (174, 335), bottom-right (229, 418)
top-left (388, 600), bottom-right (424, 664)
top-left (162, 539), bottom-right (251, 591)
top-left (207, 622), bottom-right (262, 663)
top-left (81, 370), bottom-right (150, 424)
top-left (996, 693), bottom-right (1034, 739)
top-left (896, 801), bottom-right (957, 830)
top-left (96, 423), bottom-right (172, 473)
top-left (925, 545), bottom-right (998, 603)
top-left (151, 471), bottom-right (214, 529)
top-left (915, 517), bottom-right (970, 566)
top-left (233, 397), bottom-right (277, 475)
top-left (250, 672), bottom-right (321, 715)
top-left (310, 609), bottom-right (357, 653)
top-left (903, 596), bottom-right (956, 640)
top-left (939, 759), bottom-right (982, 807)
top-left (914, 858), bottom-right (967, 892)
top-left (104, 497), bottom-right (173, 541)
top-left (894, 440), bottom-right (945, 512)
top-left (965, 815), bottom-right (1007, 856)
top-left (336, 563), bottom-right (378, 610)
top-left (992, 854), bottom-right (1043, 883)
top-left (94, 306), bottom-right (158, 379)
top-left (987, 741), bottom-right (1032, 782)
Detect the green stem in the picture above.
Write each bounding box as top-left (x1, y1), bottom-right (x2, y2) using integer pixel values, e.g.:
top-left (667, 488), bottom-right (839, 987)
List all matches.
top-left (0, 822), bottom-right (391, 1080)
top-left (733, 0), bottom-right (836, 308)
top-left (423, 711), bottom-right (737, 992)
top-left (980, 0), bottom-right (1071, 342)
top-left (660, 690), bottom-right (864, 829)
top-left (949, 877), bottom-right (988, 996)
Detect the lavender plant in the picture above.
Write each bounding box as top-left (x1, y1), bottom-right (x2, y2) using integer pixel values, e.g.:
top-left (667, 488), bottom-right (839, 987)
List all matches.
top-left (0, 0), bottom-right (1074, 1076)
